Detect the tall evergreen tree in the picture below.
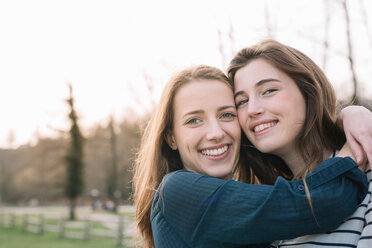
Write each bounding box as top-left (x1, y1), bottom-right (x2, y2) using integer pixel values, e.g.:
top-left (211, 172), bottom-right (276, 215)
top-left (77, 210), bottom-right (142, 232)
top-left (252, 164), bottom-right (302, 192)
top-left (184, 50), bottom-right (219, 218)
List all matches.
top-left (65, 84), bottom-right (84, 220)
top-left (107, 116), bottom-right (119, 212)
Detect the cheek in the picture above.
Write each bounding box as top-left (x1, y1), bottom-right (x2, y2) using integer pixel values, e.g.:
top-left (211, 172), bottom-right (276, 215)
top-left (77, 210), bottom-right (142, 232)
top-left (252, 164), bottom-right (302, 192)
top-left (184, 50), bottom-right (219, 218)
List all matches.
top-left (179, 130), bottom-right (202, 152)
top-left (237, 110), bottom-right (248, 133)
top-left (173, 129), bottom-right (192, 151)
top-left (286, 98), bottom-right (306, 134)
top-left (177, 139), bottom-right (197, 166)
top-left (232, 127), bottom-right (242, 144)
top-left (224, 121), bottom-right (242, 143)
top-left (293, 96), bottom-right (306, 123)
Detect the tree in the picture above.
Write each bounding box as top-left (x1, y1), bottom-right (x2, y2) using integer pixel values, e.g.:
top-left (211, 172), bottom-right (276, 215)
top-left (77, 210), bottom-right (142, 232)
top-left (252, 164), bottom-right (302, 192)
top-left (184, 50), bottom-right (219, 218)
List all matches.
top-left (322, 0), bottom-right (331, 71)
top-left (341, 0), bottom-right (360, 104)
top-left (106, 116), bottom-right (119, 212)
top-left (0, 160), bottom-right (6, 204)
top-left (65, 84), bottom-right (84, 220)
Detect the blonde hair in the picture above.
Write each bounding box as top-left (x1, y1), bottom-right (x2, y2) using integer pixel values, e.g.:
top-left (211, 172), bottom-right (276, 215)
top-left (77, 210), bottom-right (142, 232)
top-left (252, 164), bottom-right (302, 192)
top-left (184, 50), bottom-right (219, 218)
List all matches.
top-left (132, 65), bottom-right (235, 247)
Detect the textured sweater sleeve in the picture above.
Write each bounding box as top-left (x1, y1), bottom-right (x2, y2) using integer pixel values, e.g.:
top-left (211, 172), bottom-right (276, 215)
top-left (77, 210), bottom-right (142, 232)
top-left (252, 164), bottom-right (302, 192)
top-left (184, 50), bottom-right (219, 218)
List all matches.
top-left (151, 157), bottom-right (368, 247)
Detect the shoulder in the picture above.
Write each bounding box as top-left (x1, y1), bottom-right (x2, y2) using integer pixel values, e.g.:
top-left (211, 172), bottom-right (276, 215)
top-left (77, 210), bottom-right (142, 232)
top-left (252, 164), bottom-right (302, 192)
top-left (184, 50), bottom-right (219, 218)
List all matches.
top-left (154, 170), bottom-right (234, 210)
top-left (164, 169), bottom-right (209, 181)
top-left (163, 169), bottom-right (195, 181)
top-left (159, 170), bottom-right (195, 191)
top-left (151, 170), bottom-right (224, 221)
top-left (161, 169), bottom-right (225, 190)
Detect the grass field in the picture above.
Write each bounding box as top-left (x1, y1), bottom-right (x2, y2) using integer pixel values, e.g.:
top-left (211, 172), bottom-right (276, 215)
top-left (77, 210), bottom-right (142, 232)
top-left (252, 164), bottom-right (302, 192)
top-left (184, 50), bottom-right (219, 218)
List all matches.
top-left (0, 227), bottom-right (132, 248)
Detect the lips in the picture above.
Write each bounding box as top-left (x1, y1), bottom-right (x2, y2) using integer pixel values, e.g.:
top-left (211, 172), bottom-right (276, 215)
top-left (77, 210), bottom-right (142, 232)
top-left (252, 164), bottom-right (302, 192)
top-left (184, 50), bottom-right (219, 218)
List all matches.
top-left (200, 145), bottom-right (229, 156)
top-left (252, 121), bottom-right (277, 133)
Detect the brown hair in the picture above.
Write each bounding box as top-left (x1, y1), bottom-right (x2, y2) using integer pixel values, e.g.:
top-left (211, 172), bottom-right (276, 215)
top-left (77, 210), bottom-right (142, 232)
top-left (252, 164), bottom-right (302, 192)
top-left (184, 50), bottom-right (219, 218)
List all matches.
top-left (132, 65), bottom-right (246, 247)
top-left (227, 39), bottom-right (346, 219)
top-left (228, 39), bottom-right (345, 180)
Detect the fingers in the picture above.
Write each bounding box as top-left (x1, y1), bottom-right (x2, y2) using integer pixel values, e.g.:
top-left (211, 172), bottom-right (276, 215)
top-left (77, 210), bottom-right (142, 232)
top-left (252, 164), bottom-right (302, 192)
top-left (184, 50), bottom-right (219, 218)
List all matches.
top-left (353, 125), bottom-right (372, 166)
top-left (345, 131), bottom-right (366, 165)
top-left (339, 105), bottom-right (372, 166)
top-left (359, 162), bottom-right (367, 173)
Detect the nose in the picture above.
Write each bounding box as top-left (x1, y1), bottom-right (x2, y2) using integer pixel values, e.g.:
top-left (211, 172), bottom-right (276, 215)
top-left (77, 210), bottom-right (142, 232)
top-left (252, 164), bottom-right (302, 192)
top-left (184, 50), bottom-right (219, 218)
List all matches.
top-left (206, 119), bottom-right (225, 141)
top-left (247, 97), bottom-right (264, 118)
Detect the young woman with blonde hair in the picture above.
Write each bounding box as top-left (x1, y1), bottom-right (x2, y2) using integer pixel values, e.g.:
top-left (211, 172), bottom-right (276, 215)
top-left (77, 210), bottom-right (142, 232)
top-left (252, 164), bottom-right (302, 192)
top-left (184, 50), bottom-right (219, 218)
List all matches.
top-left (133, 64), bottom-right (371, 247)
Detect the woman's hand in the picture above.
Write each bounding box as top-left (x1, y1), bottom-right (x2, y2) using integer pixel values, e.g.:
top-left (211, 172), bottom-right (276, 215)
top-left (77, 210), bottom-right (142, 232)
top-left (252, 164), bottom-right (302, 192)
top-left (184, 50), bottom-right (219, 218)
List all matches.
top-left (337, 105), bottom-right (372, 168)
top-left (336, 142), bottom-right (366, 172)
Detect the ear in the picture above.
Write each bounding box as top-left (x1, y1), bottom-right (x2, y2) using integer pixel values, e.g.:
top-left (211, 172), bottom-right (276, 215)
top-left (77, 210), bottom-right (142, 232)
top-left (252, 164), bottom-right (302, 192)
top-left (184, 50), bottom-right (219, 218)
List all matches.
top-left (165, 131), bottom-right (177, 150)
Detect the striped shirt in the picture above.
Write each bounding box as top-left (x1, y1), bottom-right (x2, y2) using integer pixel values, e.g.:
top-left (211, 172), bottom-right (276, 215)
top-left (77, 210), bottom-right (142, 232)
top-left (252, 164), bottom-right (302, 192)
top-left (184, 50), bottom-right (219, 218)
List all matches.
top-left (270, 164), bottom-right (372, 248)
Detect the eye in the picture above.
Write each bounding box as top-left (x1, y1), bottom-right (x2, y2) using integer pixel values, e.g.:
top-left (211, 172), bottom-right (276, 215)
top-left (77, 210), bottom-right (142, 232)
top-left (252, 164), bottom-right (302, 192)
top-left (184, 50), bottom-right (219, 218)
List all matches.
top-left (235, 98), bottom-right (248, 108)
top-left (263, 88), bottom-right (277, 95)
top-left (221, 112), bottom-right (237, 119)
top-left (185, 118), bottom-right (201, 125)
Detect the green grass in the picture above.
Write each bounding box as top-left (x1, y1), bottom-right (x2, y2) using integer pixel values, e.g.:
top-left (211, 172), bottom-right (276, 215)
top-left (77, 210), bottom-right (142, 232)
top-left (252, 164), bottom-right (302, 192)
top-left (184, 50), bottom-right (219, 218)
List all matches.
top-left (0, 227), bottom-right (132, 248)
top-left (89, 220), bottom-right (111, 230)
top-left (44, 218), bottom-right (59, 225)
top-left (121, 212), bottom-right (135, 220)
top-left (39, 217), bottom-right (111, 230)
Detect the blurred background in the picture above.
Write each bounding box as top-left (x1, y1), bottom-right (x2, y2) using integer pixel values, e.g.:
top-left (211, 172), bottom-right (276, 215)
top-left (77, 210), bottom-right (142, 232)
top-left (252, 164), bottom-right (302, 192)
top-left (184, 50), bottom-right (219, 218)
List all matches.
top-left (0, 0), bottom-right (371, 247)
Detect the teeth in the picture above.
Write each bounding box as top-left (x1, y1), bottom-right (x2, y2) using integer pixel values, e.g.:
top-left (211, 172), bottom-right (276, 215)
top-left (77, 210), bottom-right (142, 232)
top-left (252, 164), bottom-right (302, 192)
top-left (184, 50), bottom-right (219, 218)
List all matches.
top-left (254, 122), bottom-right (276, 133)
top-left (201, 145), bottom-right (228, 156)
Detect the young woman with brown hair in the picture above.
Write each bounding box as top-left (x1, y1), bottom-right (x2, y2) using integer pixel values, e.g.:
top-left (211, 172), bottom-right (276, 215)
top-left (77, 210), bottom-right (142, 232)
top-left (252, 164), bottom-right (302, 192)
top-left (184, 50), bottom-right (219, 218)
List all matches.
top-left (228, 39), bottom-right (371, 247)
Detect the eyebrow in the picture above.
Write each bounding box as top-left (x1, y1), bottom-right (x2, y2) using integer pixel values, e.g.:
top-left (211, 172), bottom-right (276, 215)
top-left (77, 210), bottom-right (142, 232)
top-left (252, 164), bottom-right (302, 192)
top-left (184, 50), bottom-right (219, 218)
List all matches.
top-left (182, 105), bottom-right (236, 118)
top-left (183, 110), bottom-right (203, 118)
top-left (218, 105), bottom-right (236, 111)
top-left (234, 78), bottom-right (280, 99)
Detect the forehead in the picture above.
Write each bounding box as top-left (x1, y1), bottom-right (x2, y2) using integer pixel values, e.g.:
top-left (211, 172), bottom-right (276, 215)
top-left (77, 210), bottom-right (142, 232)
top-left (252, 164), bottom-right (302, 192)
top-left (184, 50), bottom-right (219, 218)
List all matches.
top-left (176, 79), bottom-right (232, 98)
top-left (173, 79), bottom-right (234, 111)
top-left (234, 59), bottom-right (283, 90)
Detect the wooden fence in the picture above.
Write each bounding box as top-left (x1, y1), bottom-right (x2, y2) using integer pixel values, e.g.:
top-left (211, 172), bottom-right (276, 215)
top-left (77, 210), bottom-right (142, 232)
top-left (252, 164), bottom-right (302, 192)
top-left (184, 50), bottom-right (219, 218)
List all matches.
top-left (0, 212), bottom-right (134, 247)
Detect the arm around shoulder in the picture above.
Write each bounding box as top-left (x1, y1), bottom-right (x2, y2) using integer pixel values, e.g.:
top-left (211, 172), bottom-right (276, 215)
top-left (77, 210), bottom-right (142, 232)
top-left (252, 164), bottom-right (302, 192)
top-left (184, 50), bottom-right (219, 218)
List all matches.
top-left (151, 157), bottom-right (368, 246)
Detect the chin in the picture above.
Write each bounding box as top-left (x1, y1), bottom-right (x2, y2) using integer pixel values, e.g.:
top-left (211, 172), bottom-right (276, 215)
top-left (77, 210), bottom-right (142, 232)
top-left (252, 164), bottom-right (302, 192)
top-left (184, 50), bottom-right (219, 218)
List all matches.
top-left (254, 143), bottom-right (276, 154)
top-left (210, 169), bottom-right (233, 180)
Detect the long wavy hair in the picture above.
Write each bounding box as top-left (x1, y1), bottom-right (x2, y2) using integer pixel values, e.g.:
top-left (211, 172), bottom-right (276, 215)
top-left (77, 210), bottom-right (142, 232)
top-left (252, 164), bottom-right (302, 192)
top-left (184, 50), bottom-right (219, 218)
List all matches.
top-left (227, 39), bottom-right (345, 180)
top-left (132, 65), bottom-right (251, 247)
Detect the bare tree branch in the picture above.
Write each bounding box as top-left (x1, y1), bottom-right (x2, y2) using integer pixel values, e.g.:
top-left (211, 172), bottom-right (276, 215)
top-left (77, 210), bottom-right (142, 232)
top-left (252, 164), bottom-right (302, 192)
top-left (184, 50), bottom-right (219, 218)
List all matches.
top-left (341, 0), bottom-right (360, 103)
top-left (322, 0), bottom-right (331, 71)
top-left (359, 0), bottom-right (372, 48)
top-left (217, 29), bottom-right (227, 70)
top-left (228, 19), bottom-right (236, 56)
top-left (264, 0), bottom-right (274, 38)
top-left (217, 19), bottom-right (236, 71)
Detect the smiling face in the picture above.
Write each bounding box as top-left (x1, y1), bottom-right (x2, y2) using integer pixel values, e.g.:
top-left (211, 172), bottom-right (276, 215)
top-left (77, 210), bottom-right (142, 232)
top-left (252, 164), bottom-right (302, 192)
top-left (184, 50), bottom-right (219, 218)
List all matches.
top-left (168, 79), bottom-right (241, 179)
top-left (234, 58), bottom-right (306, 160)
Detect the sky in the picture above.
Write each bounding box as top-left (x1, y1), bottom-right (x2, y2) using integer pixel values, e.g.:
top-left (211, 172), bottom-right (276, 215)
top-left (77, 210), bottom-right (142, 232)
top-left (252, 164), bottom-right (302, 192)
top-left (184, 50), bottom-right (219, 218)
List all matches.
top-left (1, 0), bottom-right (371, 148)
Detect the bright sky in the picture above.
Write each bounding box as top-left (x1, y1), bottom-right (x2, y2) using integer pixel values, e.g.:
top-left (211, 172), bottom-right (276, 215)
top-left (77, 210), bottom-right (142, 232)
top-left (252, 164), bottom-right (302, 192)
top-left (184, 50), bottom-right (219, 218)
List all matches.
top-left (1, 0), bottom-right (371, 148)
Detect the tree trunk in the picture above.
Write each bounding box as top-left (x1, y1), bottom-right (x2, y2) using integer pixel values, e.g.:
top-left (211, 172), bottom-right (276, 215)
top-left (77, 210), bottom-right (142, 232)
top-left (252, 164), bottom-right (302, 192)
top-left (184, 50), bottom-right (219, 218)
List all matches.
top-left (69, 198), bottom-right (76, 220)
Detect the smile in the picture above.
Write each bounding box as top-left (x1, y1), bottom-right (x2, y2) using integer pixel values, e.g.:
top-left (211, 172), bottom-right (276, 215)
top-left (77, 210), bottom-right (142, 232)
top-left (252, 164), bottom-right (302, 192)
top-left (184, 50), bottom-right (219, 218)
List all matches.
top-left (200, 145), bottom-right (228, 156)
top-left (253, 121), bottom-right (277, 133)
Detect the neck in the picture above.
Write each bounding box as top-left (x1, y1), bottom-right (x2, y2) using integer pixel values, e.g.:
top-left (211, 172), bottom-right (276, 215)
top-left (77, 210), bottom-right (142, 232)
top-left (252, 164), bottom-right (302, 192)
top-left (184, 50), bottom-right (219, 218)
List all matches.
top-left (323, 149), bottom-right (334, 160)
top-left (280, 148), bottom-right (333, 177)
top-left (280, 152), bottom-right (306, 177)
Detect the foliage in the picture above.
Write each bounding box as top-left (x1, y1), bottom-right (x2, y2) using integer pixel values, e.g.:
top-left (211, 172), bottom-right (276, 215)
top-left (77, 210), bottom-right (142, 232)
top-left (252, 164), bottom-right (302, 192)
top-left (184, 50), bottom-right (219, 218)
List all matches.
top-left (65, 84), bottom-right (85, 220)
top-left (0, 116), bottom-right (145, 206)
top-left (0, 140), bottom-right (66, 203)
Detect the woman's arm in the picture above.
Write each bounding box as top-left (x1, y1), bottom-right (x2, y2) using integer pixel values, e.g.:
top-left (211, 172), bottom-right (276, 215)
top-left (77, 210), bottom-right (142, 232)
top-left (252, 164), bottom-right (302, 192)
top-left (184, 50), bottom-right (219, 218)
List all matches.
top-left (151, 157), bottom-right (367, 247)
top-left (337, 105), bottom-right (372, 166)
